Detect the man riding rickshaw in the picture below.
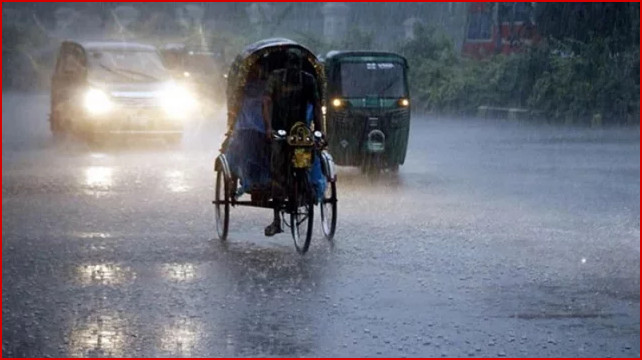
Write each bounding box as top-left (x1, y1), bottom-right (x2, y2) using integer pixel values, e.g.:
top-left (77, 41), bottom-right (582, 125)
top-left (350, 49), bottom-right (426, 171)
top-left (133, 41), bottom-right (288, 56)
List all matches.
top-left (213, 39), bottom-right (338, 254)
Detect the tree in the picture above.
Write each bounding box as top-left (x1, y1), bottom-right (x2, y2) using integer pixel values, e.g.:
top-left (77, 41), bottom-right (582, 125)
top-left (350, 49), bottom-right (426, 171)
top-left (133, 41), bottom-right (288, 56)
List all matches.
top-left (535, 3), bottom-right (640, 53)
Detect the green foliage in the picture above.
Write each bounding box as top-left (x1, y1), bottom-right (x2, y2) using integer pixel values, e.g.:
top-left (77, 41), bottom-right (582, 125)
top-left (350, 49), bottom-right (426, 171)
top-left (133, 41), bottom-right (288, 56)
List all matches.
top-left (293, 26), bottom-right (374, 56)
top-left (341, 27), bottom-right (374, 50)
top-left (398, 25), bottom-right (471, 113)
top-left (397, 23), bottom-right (639, 124)
top-left (535, 3), bottom-right (639, 53)
top-left (528, 41), bottom-right (639, 124)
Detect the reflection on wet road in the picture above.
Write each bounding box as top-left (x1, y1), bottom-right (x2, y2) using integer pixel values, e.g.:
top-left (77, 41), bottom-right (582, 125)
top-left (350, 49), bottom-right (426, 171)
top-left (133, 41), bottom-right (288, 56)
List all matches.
top-left (159, 317), bottom-right (201, 356)
top-left (161, 263), bottom-right (199, 282)
top-left (2, 93), bottom-right (639, 357)
top-left (75, 263), bottom-right (135, 286)
top-left (69, 311), bottom-right (128, 357)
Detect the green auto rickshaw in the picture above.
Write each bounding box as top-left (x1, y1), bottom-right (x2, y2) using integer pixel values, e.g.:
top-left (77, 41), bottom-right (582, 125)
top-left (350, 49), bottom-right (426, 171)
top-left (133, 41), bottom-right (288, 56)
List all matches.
top-left (323, 51), bottom-right (410, 173)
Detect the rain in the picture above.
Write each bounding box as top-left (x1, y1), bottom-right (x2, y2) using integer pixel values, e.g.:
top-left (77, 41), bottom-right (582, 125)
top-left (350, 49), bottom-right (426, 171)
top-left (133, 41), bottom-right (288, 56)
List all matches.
top-left (2, 2), bottom-right (640, 357)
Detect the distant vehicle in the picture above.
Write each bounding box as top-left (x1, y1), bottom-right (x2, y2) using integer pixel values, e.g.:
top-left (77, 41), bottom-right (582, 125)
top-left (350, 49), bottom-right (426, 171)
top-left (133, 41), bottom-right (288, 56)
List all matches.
top-left (323, 51), bottom-right (411, 173)
top-left (50, 41), bottom-right (197, 144)
top-left (462, 2), bottom-right (539, 59)
top-left (159, 43), bottom-right (225, 114)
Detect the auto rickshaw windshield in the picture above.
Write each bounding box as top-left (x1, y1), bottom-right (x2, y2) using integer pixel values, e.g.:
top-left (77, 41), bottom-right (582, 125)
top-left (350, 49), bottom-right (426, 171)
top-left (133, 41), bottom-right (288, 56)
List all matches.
top-left (87, 50), bottom-right (169, 83)
top-left (340, 62), bottom-right (406, 98)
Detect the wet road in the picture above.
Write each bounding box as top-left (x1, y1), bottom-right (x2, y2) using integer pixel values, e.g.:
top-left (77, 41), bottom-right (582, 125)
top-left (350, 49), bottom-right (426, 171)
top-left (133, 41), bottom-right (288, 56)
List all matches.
top-left (2, 92), bottom-right (640, 357)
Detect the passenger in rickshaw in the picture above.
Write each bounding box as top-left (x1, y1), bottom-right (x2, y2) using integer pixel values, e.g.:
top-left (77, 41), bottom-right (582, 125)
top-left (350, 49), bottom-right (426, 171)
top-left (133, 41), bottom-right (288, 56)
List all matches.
top-left (225, 66), bottom-right (270, 194)
top-left (262, 48), bottom-right (324, 236)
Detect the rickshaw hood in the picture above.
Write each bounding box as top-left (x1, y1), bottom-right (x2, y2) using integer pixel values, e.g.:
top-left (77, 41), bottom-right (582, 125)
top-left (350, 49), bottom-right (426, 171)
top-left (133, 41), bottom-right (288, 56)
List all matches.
top-left (224, 38), bottom-right (326, 137)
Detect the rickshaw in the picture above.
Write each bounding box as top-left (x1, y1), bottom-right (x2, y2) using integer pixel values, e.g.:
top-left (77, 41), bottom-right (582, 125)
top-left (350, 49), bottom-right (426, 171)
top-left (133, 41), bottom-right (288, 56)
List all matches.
top-left (213, 39), bottom-right (338, 254)
top-left (322, 51), bottom-right (411, 173)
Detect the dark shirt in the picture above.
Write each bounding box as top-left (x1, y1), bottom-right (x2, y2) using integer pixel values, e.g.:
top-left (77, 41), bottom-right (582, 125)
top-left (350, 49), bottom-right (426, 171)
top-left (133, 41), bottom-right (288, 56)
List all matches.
top-left (264, 69), bottom-right (319, 131)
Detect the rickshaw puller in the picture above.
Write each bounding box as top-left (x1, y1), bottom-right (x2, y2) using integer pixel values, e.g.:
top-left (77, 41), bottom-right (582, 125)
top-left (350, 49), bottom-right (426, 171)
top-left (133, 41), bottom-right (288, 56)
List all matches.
top-left (262, 49), bottom-right (323, 236)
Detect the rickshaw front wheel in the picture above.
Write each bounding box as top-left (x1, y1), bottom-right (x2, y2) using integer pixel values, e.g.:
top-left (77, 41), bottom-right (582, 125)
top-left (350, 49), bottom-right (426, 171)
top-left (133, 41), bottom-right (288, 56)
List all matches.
top-left (320, 181), bottom-right (337, 241)
top-left (215, 169), bottom-right (230, 240)
top-left (290, 174), bottom-right (314, 254)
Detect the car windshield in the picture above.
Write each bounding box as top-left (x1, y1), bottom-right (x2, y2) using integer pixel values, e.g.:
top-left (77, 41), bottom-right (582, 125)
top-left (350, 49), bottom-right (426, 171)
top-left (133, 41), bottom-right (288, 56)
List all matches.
top-left (87, 49), bottom-right (169, 83)
top-left (340, 61), bottom-right (406, 98)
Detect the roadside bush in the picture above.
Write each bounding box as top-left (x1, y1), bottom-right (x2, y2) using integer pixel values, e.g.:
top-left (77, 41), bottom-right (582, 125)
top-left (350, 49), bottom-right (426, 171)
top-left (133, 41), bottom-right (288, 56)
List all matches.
top-left (398, 24), bottom-right (640, 124)
top-left (528, 40), bottom-right (639, 124)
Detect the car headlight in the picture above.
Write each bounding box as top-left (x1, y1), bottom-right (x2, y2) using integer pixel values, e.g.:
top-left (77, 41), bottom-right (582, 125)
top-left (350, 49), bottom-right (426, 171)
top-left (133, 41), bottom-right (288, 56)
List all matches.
top-left (84, 88), bottom-right (112, 115)
top-left (160, 84), bottom-right (197, 118)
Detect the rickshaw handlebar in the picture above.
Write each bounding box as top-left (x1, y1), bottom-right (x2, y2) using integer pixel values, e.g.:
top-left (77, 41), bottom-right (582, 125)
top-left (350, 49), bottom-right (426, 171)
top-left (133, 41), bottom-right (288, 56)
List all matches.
top-left (271, 129), bottom-right (288, 141)
top-left (271, 129), bottom-right (327, 149)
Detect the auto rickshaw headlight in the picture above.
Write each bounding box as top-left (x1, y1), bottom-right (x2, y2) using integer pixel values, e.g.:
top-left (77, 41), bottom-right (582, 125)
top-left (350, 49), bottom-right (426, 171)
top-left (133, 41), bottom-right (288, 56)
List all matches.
top-left (331, 98), bottom-right (343, 108)
top-left (160, 83), bottom-right (197, 118)
top-left (399, 98), bottom-right (410, 107)
top-left (84, 88), bottom-right (112, 115)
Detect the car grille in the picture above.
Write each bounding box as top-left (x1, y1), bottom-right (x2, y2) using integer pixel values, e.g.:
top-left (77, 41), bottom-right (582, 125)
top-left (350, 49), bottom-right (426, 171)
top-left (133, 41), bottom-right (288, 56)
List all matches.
top-left (111, 96), bottom-right (159, 108)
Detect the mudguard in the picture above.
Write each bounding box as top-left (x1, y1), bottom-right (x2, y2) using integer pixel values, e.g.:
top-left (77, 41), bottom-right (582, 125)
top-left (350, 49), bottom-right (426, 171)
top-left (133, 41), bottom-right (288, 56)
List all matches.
top-left (214, 153), bottom-right (231, 180)
top-left (320, 150), bottom-right (337, 182)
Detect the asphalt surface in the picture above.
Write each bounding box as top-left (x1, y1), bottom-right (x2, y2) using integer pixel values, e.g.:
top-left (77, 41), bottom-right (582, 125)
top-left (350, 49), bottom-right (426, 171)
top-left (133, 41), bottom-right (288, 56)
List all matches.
top-left (2, 92), bottom-right (640, 357)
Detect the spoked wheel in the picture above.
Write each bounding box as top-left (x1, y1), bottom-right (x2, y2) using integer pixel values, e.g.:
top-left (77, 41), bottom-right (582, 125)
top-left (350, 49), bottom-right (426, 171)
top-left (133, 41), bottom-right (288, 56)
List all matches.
top-left (214, 169), bottom-right (229, 240)
top-left (290, 174), bottom-right (314, 254)
top-left (320, 181), bottom-right (337, 241)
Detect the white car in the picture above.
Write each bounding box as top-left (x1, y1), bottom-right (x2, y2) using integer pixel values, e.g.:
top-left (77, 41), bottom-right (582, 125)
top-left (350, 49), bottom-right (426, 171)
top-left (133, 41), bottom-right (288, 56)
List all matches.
top-left (50, 41), bottom-right (197, 144)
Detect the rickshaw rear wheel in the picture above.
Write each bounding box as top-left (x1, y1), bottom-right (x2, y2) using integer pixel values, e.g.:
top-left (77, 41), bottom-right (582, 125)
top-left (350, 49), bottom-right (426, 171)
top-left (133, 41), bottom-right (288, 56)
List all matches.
top-left (320, 181), bottom-right (337, 241)
top-left (215, 169), bottom-right (230, 240)
top-left (290, 174), bottom-right (314, 254)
